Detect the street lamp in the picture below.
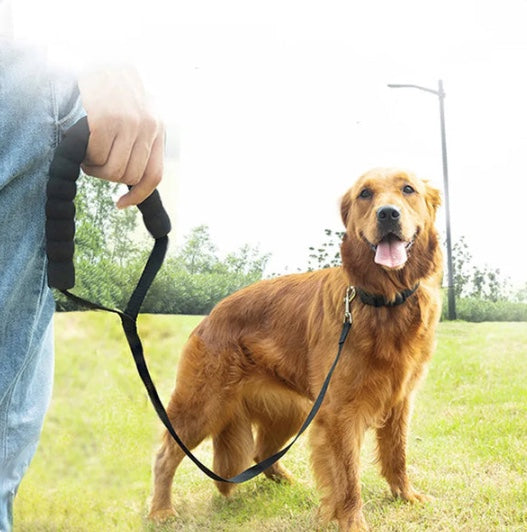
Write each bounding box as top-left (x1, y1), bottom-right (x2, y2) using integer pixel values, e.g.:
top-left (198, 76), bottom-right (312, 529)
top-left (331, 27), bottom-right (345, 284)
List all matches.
top-left (387, 80), bottom-right (456, 320)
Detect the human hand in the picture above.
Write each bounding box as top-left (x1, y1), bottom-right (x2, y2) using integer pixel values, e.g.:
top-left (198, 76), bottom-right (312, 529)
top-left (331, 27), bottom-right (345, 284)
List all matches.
top-left (78, 65), bottom-right (164, 208)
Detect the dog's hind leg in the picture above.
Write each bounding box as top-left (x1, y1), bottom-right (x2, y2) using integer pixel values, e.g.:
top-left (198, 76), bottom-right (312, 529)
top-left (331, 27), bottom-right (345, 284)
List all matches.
top-left (252, 392), bottom-right (307, 483)
top-left (148, 400), bottom-right (211, 521)
top-left (149, 336), bottom-right (234, 521)
top-left (149, 430), bottom-right (187, 521)
top-left (213, 407), bottom-right (254, 496)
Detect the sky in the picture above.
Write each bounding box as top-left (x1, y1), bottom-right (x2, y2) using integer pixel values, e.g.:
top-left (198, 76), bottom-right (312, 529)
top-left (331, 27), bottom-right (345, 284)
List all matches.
top-left (11, 0), bottom-right (527, 285)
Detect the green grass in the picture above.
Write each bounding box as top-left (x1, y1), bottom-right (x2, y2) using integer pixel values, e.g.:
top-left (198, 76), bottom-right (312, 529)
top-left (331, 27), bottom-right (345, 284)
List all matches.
top-left (14, 315), bottom-right (527, 531)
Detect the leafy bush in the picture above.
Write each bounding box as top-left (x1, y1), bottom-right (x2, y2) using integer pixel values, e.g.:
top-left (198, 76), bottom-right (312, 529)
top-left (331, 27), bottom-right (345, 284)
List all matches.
top-left (55, 223), bottom-right (268, 315)
top-left (441, 296), bottom-right (527, 322)
top-left (141, 267), bottom-right (262, 315)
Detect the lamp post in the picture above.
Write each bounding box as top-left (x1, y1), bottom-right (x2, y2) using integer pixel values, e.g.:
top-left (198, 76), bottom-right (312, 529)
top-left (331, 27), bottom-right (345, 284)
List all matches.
top-left (387, 80), bottom-right (456, 320)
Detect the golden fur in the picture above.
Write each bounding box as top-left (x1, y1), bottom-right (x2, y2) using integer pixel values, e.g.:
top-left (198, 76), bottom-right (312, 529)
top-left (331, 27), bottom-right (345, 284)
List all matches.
top-left (149, 168), bottom-right (443, 531)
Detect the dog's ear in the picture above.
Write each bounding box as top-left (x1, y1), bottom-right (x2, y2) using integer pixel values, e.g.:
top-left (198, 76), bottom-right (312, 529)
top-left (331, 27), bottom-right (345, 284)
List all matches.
top-left (340, 191), bottom-right (352, 227)
top-left (424, 181), bottom-right (441, 218)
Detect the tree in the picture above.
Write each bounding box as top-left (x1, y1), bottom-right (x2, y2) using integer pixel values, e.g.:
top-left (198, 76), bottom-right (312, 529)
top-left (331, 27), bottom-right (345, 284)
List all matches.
top-left (451, 236), bottom-right (510, 301)
top-left (177, 225), bottom-right (269, 277)
top-left (513, 282), bottom-right (527, 303)
top-left (223, 244), bottom-right (269, 277)
top-left (178, 224), bottom-right (219, 274)
top-left (74, 173), bottom-right (140, 265)
top-left (307, 229), bottom-right (345, 271)
top-left (451, 236), bottom-right (473, 297)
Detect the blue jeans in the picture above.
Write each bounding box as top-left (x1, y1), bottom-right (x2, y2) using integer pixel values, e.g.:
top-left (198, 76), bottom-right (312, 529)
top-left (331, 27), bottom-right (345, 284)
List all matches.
top-left (0, 41), bottom-right (83, 532)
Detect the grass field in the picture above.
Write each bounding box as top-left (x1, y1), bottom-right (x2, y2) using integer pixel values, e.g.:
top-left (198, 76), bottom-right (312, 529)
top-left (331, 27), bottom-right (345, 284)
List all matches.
top-left (14, 313), bottom-right (527, 531)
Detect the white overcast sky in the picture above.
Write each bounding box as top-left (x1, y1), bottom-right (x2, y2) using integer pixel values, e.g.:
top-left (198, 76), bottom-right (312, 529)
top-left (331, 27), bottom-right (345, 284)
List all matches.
top-left (11, 0), bottom-right (527, 284)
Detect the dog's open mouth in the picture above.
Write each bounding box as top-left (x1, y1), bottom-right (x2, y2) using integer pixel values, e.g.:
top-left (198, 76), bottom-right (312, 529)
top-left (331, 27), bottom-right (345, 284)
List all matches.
top-left (369, 233), bottom-right (415, 269)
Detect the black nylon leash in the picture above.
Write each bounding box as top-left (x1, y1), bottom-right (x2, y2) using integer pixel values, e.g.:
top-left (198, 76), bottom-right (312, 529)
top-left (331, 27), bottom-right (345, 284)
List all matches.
top-left (46, 117), bottom-right (354, 484)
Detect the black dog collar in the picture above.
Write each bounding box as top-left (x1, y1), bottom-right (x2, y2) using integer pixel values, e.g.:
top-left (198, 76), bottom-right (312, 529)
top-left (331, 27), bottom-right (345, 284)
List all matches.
top-left (357, 283), bottom-right (419, 308)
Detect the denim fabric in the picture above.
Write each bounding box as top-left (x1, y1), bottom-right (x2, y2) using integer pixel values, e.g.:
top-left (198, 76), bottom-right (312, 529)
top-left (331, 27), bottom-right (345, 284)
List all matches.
top-left (0, 41), bottom-right (84, 531)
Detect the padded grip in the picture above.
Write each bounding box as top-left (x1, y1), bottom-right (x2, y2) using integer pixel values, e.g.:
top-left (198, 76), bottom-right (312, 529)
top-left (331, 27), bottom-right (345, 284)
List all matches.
top-left (46, 116), bottom-right (172, 290)
top-left (46, 117), bottom-right (89, 289)
top-left (136, 189), bottom-right (171, 239)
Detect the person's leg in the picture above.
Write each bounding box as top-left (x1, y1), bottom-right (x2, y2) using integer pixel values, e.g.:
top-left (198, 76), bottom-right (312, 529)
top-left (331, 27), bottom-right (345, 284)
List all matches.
top-left (0, 317), bottom-right (54, 532)
top-left (0, 42), bottom-right (83, 531)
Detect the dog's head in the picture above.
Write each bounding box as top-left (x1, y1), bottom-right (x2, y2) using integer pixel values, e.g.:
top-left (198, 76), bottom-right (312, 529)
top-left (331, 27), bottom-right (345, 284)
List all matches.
top-left (340, 168), bottom-right (442, 293)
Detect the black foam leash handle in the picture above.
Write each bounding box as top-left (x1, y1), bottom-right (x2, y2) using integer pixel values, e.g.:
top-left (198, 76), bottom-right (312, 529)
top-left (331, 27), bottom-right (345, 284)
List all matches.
top-left (46, 116), bottom-right (171, 290)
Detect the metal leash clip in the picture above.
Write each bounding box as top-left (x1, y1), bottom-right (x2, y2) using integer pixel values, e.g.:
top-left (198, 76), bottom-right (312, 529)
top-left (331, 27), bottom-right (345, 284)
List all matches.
top-left (343, 286), bottom-right (356, 324)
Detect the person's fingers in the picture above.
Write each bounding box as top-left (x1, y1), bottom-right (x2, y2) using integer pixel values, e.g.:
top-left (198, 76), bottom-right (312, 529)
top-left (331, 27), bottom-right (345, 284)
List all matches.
top-left (116, 133), bottom-right (164, 208)
top-left (119, 114), bottom-right (162, 186)
top-left (83, 114), bottom-right (117, 167)
top-left (82, 122), bottom-right (139, 183)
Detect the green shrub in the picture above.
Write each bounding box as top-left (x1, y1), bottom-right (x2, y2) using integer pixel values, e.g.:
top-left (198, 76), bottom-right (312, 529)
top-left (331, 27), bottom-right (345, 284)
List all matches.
top-left (54, 257), bottom-right (262, 315)
top-left (442, 296), bottom-right (527, 322)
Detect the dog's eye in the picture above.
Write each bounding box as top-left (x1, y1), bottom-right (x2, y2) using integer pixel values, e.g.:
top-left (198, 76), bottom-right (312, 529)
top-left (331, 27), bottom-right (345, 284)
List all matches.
top-left (359, 188), bottom-right (373, 199)
top-left (403, 185), bottom-right (415, 195)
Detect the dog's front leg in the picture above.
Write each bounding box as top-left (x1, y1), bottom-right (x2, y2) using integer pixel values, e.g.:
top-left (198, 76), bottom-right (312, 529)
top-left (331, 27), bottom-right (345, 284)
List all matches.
top-left (376, 397), bottom-right (430, 503)
top-left (310, 408), bottom-right (369, 531)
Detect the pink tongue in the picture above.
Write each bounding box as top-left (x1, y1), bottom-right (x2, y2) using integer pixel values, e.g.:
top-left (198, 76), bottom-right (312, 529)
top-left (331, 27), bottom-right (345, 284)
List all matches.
top-left (375, 240), bottom-right (408, 268)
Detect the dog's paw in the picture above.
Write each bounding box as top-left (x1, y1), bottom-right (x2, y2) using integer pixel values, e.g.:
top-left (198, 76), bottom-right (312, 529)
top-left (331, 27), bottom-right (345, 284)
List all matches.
top-left (392, 486), bottom-right (432, 504)
top-left (338, 510), bottom-right (369, 531)
top-left (148, 507), bottom-right (177, 523)
top-left (264, 463), bottom-right (294, 484)
top-left (406, 490), bottom-right (432, 504)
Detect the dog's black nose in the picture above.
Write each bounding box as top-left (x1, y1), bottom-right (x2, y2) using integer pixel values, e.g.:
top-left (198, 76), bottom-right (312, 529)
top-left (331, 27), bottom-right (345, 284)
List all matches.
top-left (377, 205), bottom-right (401, 222)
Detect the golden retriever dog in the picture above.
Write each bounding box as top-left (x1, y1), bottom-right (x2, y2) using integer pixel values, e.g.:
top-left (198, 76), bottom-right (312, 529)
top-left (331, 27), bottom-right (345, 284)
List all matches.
top-left (149, 168), bottom-right (443, 531)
